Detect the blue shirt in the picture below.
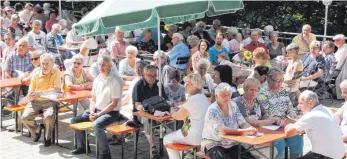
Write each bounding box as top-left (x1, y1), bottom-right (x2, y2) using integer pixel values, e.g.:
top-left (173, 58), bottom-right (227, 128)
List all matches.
top-left (302, 53), bottom-right (326, 81)
top-left (46, 32), bottom-right (63, 48)
top-left (137, 28), bottom-right (163, 45)
top-left (167, 41), bottom-right (190, 70)
top-left (208, 46), bottom-right (228, 66)
top-left (5, 52), bottom-right (34, 77)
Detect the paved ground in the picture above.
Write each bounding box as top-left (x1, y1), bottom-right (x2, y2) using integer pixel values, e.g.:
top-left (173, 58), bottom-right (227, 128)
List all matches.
top-left (0, 99), bottom-right (344, 159)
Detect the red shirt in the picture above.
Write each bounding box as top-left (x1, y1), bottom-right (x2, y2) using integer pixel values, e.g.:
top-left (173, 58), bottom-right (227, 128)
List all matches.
top-left (246, 41), bottom-right (269, 55)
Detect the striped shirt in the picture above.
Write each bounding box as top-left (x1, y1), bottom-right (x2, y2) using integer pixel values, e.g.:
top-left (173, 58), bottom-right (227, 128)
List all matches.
top-left (5, 52), bottom-right (34, 77)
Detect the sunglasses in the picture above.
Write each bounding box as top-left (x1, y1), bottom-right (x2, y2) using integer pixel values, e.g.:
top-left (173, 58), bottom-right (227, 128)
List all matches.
top-left (30, 57), bottom-right (40, 61)
top-left (73, 62), bottom-right (82, 65)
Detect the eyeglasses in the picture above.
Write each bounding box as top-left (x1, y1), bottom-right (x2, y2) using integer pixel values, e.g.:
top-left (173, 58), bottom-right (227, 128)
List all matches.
top-left (30, 57), bottom-right (40, 61)
top-left (269, 77), bottom-right (284, 83)
top-left (73, 62), bottom-right (82, 65)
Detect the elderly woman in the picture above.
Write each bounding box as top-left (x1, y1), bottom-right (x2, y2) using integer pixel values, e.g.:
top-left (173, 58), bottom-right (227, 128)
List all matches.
top-left (46, 23), bottom-right (63, 49)
top-left (286, 90), bottom-right (344, 159)
top-left (164, 73), bottom-right (209, 159)
top-left (3, 6), bottom-right (14, 29)
top-left (191, 39), bottom-right (210, 73)
top-left (119, 45), bottom-right (141, 81)
top-left (335, 79), bottom-right (347, 151)
top-left (58, 19), bottom-right (68, 36)
top-left (253, 47), bottom-right (272, 69)
top-left (7, 14), bottom-right (26, 40)
top-left (63, 54), bottom-right (94, 110)
top-left (196, 58), bottom-right (214, 97)
top-left (257, 68), bottom-right (303, 158)
top-left (161, 24), bottom-right (178, 51)
top-left (321, 40), bottom-right (336, 81)
top-left (267, 31), bottom-right (285, 60)
top-left (233, 78), bottom-right (279, 158)
top-left (201, 83), bottom-right (257, 158)
top-left (193, 21), bottom-right (214, 45)
top-left (186, 35), bottom-right (200, 74)
top-left (137, 29), bottom-right (157, 54)
top-left (226, 27), bottom-right (240, 56)
top-left (300, 41), bottom-right (326, 88)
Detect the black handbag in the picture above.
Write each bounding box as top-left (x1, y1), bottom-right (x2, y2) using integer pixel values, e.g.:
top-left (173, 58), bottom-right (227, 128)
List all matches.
top-left (142, 96), bottom-right (170, 114)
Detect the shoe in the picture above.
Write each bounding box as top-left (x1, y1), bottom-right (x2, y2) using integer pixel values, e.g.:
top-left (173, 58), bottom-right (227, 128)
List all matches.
top-left (44, 139), bottom-right (52, 147)
top-left (99, 153), bottom-right (111, 159)
top-left (33, 124), bottom-right (45, 142)
top-left (71, 148), bottom-right (86, 155)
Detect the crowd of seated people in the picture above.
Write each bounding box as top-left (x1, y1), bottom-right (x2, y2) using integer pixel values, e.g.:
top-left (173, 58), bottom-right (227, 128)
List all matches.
top-left (2, 3), bottom-right (347, 159)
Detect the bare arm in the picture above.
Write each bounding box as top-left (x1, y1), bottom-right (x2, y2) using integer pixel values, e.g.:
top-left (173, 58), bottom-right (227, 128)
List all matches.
top-left (303, 69), bottom-right (323, 81)
top-left (245, 115), bottom-right (277, 127)
top-left (171, 107), bottom-right (189, 120)
top-left (98, 98), bottom-right (120, 116)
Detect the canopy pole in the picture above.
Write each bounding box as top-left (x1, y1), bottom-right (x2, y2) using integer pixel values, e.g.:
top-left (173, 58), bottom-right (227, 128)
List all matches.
top-left (59, 0), bottom-right (62, 19)
top-left (157, 14), bottom-right (162, 97)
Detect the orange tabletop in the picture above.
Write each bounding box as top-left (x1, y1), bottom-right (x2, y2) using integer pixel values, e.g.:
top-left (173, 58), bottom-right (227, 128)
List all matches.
top-left (133, 111), bottom-right (172, 121)
top-left (0, 78), bottom-right (22, 88)
top-left (222, 127), bottom-right (288, 146)
top-left (58, 90), bottom-right (92, 103)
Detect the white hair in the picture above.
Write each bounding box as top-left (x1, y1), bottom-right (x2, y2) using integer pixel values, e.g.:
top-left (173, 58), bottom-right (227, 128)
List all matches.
top-left (196, 21), bottom-right (206, 29)
top-left (243, 77), bottom-right (261, 91)
top-left (18, 37), bottom-right (28, 45)
top-left (299, 90), bottom-right (319, 106)
top-left (340, 79), bottom-right (347, 89)
top-left (97, 55), bottom-right (113, 65)
top-left (32, 20), bottom-right (42, 26)
top-left (153, 50), bottom-right (166, 59)
top-left (286, 43), bottom-right (300, 54)
top-left (215, 83), bottom-right (233, 95)
top-left (310, 40), bottom-right (320, 48)
top-left (254, 28), bottom-right (262, 36)
top-left (40, 53), bottom-right (54, 63)
top-left (58, 19), bottom-right (67, 27)
top-left (227, 27), bottom-right (238, 35)
top-left (125, 45), bottom-right (138, 56)
top-left (71, 54), bottom-right (84, 63)
top-left (172, 33), bottom-right (184, 41)
top-left (43, 3), bottom-right (50, 8)
top-left (264, 25), bottom-right (274, 35)
top-left (30, 50), bottom-right (44, 57)
top-left (168, 24), bottom-right (178, 32)
top-left (51, 23), bottom-right (61, 31)
top-left (197, 58), bottom-right (210, 69)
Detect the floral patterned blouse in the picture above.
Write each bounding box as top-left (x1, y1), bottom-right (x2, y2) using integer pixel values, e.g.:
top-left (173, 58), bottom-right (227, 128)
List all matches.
top-left (137, 39), bottom-right (157, 54)
top-left (201, 101), bottom-right (246, 152)
top-left (164, 84), bottom-right (186, 103)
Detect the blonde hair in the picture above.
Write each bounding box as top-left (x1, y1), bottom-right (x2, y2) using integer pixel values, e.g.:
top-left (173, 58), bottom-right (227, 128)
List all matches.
top-left (253, 47), bottom-right (267, 60)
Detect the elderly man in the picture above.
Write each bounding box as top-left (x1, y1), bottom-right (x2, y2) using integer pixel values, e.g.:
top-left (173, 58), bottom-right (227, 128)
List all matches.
top-left (27, 20), bottom-right (46, 51)
top-left (201, 83), bottom-right (257, 158)
top-left (132, 65), bottom-right (167, 159)
top-left (300, 41), bottom-right (326, 88)
top-left (208, 33), bottom-right (228, 66)
top-left (46, 24), bottom-right (63, 49)
top-left (245, 31), bottom-right (268, 55)
top-left (207, 19), bottom-right (221, 40)
top-left (66, 24), bottom-right (84, 45)
top-left (4, 38), bottom-right (34, 105)
top-left (243, 28), bottom-right (264, 46)
top-left (264, 25), bottom-right (274, 45)
top-left (193, 21), bottom-right (214, 45)
top-left (257, 68), bottom-right (303, 158)
top-left (286, 90), bottom-right (344, 159)
top-left (89, 49), bottom-right (119, 78)
top-left (71, 55), bottom-right (123, 159)
top-left (333, 34), bottom-right (347, 76)
top-left (21, 53), bottom-right (61, 147)
top-left (110, 27), bottom-right (129, 63)
top-left (292, 24), bottom-right (317, 56)
top-left (335, 79), bottom-right (347, 151)
top-left (162, 33), bottom-right (190, 85)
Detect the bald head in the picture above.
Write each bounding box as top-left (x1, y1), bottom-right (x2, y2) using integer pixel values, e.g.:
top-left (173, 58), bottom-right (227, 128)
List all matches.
top-left (251, 31), bottom-right (259, 42)
top-left (302, 24), bottom-right (312, 36)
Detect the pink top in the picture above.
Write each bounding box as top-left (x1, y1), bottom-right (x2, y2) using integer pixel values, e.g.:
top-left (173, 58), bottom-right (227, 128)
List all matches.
top-left (229, 39), bottom-right (240, 54)
top-left (111, 39), bottom-right (129, 60)
top-left (45, 19), bottom-right (57, 32)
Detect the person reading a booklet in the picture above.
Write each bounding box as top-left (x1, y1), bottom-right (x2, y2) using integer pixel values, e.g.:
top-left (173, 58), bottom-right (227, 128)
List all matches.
top-left (233, 77), bottom-right (279, 159)
top-left (21, 53), bottom-right (61, 147)
top-left (257, 68), bottom-right (303, 159)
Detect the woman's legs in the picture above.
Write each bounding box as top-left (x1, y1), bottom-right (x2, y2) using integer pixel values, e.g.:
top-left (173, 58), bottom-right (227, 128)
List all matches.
top-left (163, 130), bottom-right (190, 159)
